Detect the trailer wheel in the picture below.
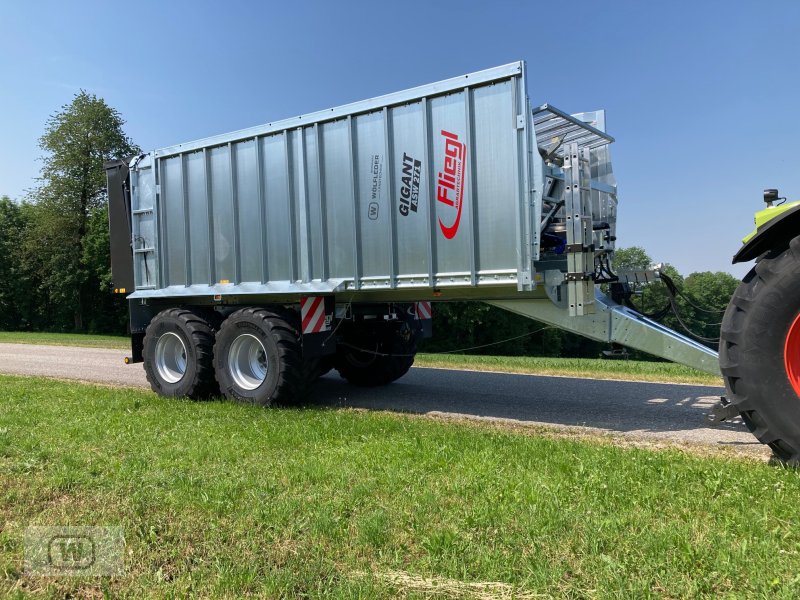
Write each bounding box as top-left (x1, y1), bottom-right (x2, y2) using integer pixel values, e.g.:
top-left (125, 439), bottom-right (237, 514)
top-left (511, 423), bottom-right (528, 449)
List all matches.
top-left (720, 236), bottom-right (800, 462)
top-left (143, 308), bottom-right (217, 399)
top-left (214, 308), bottom-right (309, 406)
top-left (335, 324), bottom-right (416, 387)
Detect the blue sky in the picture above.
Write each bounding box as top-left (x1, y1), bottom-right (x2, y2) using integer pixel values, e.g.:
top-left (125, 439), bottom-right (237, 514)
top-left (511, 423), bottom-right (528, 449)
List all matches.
top-left (1, 0), bottom-right (798, 277)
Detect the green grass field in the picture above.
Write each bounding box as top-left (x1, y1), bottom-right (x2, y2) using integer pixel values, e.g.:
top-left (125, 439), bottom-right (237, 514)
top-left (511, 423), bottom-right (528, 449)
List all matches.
top-left (416, 353), bottom-right (721, 386)
top-left (0, 331), bottom-right (722, 386)
top-left (0, 331), bottom-right (129, 350)
top-left (0, 375), bottom-right (798, 598)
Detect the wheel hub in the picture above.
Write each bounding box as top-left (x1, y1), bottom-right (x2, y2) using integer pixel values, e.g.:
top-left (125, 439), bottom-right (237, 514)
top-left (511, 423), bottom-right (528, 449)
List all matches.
top-left (785, 313), bottom-right (800, 398)
top-left (228, 333), bottom-right (268, 390)
top-left (154, 332), bottom-right (188, 384)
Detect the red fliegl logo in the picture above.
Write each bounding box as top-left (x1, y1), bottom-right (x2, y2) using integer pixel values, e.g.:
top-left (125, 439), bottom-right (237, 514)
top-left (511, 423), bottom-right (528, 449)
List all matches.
top-left (436, 130), bottom-right (466, 239)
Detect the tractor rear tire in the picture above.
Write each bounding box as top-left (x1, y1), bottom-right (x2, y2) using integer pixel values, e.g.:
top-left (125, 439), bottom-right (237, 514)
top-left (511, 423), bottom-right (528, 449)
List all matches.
top-left (335, 323), bottom-right (416, 387)
top-left (143, 308), bottom-right (218, 399)
top-left (214, 307), bottom-right (312, 406)
top-left (720, 236), bottom-right (800, 462)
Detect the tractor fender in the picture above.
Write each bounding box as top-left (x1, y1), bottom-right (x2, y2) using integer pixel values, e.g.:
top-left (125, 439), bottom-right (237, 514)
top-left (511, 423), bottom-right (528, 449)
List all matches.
top-left (733, 203), bottom-right (800, 263)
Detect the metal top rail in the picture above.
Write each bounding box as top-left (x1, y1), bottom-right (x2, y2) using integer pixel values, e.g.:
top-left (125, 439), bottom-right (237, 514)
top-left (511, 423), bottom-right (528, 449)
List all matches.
top-left (532, 103), bottom-right (614, 156)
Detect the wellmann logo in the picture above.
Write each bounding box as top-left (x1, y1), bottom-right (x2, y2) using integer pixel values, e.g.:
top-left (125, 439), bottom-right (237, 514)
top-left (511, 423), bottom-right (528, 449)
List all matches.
top-left (48, 535), bottom-right (96, 570)
top-left (24, 526), bottom-right (125, 576)
top-left (436, 129), bottom-right (466, 239)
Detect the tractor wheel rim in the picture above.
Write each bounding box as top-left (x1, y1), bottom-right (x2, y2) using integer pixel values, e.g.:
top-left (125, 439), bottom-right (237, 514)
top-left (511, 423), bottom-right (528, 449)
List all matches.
top-left (785, 312), bottom-right (800, 397)
top-left (155, 332), bottom-right (187, 384)
top-left (228, 333), bottom-right (268, 391)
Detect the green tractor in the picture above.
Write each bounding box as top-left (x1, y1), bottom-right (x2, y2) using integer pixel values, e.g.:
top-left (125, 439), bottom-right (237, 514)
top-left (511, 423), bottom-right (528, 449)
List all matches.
top-left (721, 189), bottom-right (800, 462)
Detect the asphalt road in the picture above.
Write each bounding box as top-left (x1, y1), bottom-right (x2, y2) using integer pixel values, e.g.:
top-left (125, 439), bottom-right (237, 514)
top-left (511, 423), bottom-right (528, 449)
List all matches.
top-left (0, 342), bottom-right (763, 456)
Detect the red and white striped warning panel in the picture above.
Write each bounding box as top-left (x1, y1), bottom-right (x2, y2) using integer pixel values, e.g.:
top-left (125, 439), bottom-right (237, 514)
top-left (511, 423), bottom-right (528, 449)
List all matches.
top-left (301, 296), bottom-right (330, 334)
top-left (415, 302), bottom-right (432, 320)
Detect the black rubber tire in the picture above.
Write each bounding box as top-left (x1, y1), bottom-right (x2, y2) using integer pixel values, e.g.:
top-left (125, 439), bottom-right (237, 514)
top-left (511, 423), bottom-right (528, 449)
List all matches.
top-left (143, 308), bottom-right (217, 399)
top-left (720, 236), bottom-right (800, 462)
top-left (335, 324), bottom-right (416, 387)
top-left (297, 358), bottom-right (324, 396)
top-left (213, 307), bottom-right (312, 406)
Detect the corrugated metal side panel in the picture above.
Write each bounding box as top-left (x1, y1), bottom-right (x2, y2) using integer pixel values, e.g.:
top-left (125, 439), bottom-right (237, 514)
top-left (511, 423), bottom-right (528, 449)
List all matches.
top-left (321, 119), bottom-right (355, 280)
top-left (132, 63), bottom-right (533, 295)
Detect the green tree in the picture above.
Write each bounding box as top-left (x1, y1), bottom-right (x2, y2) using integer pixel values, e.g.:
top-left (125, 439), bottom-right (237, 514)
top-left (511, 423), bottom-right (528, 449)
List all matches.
top-left (26, 91), bottom-right (139, 331)
top-left (0, 196), bottom-right (24, 329)
top-left (682, 271), bottom-right (738, 341)
top-left (613, 246), bottom-right (676, 316)
top-left (613, 246), bottom-right (652, 272)
top-left (613, 246), bottom-right (737, 348)
top-left (0, 198), bottom-right (45, 331)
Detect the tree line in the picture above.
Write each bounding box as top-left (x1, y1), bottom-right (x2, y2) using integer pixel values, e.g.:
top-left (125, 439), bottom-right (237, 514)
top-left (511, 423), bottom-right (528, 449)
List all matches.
top-left (0, 92), bottom-right (740, 357)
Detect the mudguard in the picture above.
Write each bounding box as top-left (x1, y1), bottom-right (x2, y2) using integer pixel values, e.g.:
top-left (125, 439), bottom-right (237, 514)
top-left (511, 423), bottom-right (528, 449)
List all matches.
top-left (733, 203), bottom-right (800, 263)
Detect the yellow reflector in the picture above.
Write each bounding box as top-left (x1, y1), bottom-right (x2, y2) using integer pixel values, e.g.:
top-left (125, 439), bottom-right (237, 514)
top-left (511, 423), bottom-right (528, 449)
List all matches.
top-left (219, 279), bottom-right (230, 284)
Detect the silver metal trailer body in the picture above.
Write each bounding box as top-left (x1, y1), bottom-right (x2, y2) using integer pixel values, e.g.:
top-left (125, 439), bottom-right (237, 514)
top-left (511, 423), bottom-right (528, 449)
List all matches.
top-left (129, 62), bottom-right (539, 299)
top-left (110, 61), bottom-right (720, 397)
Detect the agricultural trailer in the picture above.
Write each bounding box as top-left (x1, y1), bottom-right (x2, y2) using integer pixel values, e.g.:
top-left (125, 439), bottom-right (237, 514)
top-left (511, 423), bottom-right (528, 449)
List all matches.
top-left (104, 61), bottom-right (793, 459)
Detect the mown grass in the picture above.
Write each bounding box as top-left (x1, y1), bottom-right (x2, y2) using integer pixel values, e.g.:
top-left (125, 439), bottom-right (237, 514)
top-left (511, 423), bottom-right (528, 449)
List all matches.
top-left (0, 331), bottom-right (128, 350)
top-left (0, 331), bottom-right (720, 386)
top-left (1, 375), bottom-right (799, 598)
top-left (416, 354), bottom-right (722, 386)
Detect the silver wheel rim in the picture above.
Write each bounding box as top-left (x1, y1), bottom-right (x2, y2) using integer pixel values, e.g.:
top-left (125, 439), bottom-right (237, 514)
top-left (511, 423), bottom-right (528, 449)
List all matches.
top-left (228, 333), bottom-right (268, 390)
top-left (155, 332), bottom-right (187, 384)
